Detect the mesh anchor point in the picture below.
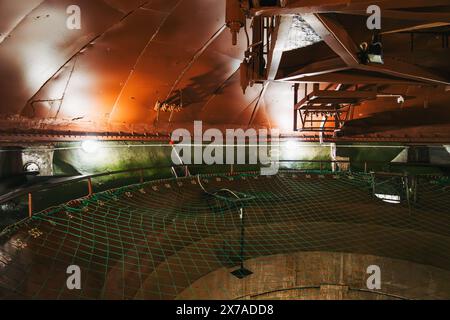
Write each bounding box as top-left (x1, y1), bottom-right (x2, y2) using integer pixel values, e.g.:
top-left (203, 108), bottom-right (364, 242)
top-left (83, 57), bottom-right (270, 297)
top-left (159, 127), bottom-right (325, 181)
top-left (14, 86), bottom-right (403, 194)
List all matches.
top-left (231, 267), bottom-right (253, 279)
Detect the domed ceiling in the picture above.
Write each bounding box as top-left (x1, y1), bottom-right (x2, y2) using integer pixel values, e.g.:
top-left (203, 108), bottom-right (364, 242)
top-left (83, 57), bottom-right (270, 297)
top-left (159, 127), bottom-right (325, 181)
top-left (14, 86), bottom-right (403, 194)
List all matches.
top-left (0, 0), bottom-right (449, 141)
top-left (0, 0), bottom-right (287, 135)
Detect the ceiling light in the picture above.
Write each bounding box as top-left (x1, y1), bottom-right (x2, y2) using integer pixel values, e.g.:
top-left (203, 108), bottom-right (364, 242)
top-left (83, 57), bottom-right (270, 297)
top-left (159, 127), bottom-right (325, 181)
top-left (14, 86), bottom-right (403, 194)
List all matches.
top-left (81, 140), bottom-right (100, 154)
top-left (367, 33), bottom-right (384, 64)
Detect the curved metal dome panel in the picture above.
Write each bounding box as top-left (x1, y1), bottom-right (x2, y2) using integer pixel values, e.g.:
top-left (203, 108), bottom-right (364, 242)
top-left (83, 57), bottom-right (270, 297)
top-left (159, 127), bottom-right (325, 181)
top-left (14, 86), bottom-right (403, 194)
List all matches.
top-left (0, 0), bottom-right (287, 134)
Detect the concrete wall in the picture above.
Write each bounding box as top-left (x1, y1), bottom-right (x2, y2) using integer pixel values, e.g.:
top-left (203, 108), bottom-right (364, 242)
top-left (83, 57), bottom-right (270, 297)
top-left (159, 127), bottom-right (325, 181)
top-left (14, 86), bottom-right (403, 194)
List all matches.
top-left (178, 252), bottom-right (450, 300)
top-left (21, 145), bottom-right (54, 176)
top-left (0, 145), bottom-right (54, 178)
top-left (53, 142), bottom-right (172, 176)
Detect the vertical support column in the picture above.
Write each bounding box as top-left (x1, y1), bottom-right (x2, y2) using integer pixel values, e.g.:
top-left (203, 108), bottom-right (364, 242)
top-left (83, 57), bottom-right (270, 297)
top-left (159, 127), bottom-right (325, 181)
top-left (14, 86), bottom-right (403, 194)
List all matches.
top-left (313, 83), bottom-right (320, 92)
top-left (404, 175), bottom-right (411, 209)
top-left (404, 175), bottom-right (418, 207)
top-left (293, 83), bottom-right (299, 131)
top-left (412, 176), bottom-right (418, 204)
top-left (371, 174), bottom-right (376, 197)
top-left (140, 169), bottom-right (144, 184)
top-left (88, 178), bottom-right (93, 196)
top-left (28, 193), bottom-right (33, 218)
top-left (252, 15), bottom-right (264, 78)
top-left (240, 208), bottom-right (244, 270)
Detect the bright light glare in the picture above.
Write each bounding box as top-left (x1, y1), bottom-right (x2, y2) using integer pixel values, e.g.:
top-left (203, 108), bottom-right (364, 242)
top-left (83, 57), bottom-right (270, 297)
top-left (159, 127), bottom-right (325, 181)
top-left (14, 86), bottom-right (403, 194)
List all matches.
top-left (81, 140), bottom-right (100, 154)
top-left (285, 140), bottom-right (298, 150)
top-left (281, 139), bottom-right (301, 161)
top-left (375, 194), bottom-right (401, 204)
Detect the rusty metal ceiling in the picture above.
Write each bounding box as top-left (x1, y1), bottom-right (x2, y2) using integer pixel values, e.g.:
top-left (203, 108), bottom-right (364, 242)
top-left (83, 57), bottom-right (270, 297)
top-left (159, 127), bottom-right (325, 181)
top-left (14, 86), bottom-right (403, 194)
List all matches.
top-left (0, 0), bottom-right (287, 136)
top-left (0, 0), bottom-right (449, 141)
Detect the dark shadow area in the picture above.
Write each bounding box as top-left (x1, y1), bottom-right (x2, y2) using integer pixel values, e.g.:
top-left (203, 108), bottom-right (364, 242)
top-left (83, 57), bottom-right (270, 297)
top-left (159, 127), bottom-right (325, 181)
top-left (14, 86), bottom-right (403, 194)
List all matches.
top-left (342, 104), bottom-right (450, 136)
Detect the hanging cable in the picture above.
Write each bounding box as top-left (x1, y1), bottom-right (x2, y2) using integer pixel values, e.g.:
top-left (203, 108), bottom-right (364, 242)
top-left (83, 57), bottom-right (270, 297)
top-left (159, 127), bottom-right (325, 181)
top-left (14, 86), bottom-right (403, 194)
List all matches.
top-left (196, 175), bottom-right (254, 203)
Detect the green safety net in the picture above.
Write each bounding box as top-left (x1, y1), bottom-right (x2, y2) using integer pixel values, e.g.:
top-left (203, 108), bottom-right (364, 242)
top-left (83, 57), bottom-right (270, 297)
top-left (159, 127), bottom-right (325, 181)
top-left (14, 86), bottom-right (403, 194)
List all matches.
top-left (0, 171), bottom-right (449, 299)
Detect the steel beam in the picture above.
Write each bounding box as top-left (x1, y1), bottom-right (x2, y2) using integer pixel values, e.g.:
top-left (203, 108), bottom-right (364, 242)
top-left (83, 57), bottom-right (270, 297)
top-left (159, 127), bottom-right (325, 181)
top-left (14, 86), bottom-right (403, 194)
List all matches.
top-left (250, 0), bottom-right (450, 16)
top-left (278, 58), bottom-right (350, 81)
top-left (267, 16), bottom-right (293, 81)
top-left (302, 13), bottom-right (360, 67)
top-left (300, 13), bottom-right (450, 85)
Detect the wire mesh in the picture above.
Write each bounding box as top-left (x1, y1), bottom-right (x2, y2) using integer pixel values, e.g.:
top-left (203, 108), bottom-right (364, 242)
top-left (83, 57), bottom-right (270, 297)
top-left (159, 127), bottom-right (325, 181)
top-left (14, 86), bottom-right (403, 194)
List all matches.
top-left (0, 171), bottom-right (449, 299)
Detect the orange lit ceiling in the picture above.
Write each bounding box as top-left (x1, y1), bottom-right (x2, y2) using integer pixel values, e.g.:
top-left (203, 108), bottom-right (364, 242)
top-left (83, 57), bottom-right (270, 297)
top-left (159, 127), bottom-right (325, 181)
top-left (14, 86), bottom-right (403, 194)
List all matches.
top-left (0, 0), bottom-right (449, 142)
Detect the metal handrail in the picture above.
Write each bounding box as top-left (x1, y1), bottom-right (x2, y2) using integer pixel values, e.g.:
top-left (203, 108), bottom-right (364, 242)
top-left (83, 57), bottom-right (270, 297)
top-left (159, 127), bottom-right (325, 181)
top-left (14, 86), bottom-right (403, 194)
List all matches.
top-left (0, 160), bottom-right (448, 218)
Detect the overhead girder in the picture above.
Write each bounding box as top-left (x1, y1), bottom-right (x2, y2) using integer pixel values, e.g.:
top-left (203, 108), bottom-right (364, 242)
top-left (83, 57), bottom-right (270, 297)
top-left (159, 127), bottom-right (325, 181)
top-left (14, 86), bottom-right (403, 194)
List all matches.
top-left (283, 13), bottom-right (450, 85)
top-left (248, 0), bottom-right (450, 16)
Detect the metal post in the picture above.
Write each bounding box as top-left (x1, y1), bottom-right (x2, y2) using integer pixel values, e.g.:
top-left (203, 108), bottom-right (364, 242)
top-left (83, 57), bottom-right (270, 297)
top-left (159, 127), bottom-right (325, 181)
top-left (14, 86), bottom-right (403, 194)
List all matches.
top-left (230, 207), bottom-right (253, 279)
top-left (404, 175), bottom-right (411, 206)
top-left (413, 176), bottom-right (418, 204)
top-left (364, 162), bottom-right (368, 173)
top-left (87, 178), bottom-right (93, 196)
top-left (139, 169), bottom-right (144, 184)
top-left (28, 193), bottom-right (33, 218)
top-left (240, 208), bottom-right (244, 270)
top-left (294, 83), bottom-right (299, 131)
top-left (230, 164), bottom-right (234, 175)
top-left (371, 174), bottom-right (376, 197)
